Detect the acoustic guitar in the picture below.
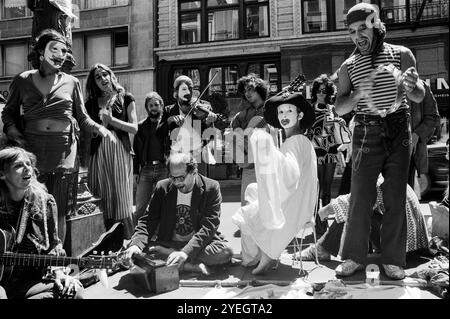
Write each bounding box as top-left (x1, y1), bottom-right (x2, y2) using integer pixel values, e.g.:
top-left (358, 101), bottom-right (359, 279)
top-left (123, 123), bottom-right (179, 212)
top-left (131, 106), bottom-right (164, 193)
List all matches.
top-left (0, 224), bottom-right (119, 284)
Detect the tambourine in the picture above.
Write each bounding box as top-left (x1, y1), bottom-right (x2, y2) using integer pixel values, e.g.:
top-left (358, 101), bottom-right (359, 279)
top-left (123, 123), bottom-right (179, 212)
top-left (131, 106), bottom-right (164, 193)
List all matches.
top-left (364, 63), bottom-right (404, 118)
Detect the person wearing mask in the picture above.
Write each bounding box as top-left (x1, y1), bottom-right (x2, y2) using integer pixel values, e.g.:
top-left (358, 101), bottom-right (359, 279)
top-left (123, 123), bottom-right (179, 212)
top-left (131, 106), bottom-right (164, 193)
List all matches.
top-left (1, 29), bottom-right (114, 244)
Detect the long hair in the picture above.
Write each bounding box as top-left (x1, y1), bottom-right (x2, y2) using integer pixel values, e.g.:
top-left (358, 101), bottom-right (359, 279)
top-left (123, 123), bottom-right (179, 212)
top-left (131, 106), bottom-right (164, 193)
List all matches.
top-left (310, 74), bottom-right (337, 105)
top-left (237, 73), bottom-right (269, 102)
top-left (85, 63), bottom-right (125, 101)
top-left (29, 29), bottom-right (68, 70)
top-left (0, 147), bottom-right (47, 203)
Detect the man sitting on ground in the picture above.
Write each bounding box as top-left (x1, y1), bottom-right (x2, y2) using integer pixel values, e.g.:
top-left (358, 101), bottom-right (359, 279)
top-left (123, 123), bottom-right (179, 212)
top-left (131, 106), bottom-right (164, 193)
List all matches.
top-left (123, 152), bottom-right (233, 274)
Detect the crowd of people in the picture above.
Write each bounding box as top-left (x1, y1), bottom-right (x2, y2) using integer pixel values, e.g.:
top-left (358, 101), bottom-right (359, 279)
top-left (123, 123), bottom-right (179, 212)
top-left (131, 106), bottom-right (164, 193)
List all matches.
top-left (0, 3), bottom-right (447, 299)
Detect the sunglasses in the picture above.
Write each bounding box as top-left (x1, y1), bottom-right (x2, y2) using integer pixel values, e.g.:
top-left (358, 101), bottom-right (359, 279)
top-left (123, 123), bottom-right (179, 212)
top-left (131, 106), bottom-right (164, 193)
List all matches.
top-left (317, 88), bottom-right (327, 94)
top-left (169, 172), bottom-right (189, 183)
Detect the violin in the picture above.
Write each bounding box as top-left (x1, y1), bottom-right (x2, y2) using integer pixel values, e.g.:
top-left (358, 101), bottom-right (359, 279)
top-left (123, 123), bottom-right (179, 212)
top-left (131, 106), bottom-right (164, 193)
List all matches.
top-left (184, 70), bottom-right (226, 123)
top-left (189, 99), bottom-right (214, 120)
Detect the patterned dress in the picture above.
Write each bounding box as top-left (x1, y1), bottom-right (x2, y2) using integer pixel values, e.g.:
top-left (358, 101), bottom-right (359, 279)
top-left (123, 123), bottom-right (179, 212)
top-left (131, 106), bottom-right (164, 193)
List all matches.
top-left (330, 181), bottom-right (429, 252)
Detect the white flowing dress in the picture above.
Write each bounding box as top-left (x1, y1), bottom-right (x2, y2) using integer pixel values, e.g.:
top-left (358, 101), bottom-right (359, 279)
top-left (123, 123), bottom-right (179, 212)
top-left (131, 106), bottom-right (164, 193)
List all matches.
top-left (232, 130), bottom-right (318, 264)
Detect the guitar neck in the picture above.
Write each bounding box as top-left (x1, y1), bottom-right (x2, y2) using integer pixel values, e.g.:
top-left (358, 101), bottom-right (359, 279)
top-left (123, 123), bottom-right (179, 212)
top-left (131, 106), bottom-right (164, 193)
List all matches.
top-left (0, 252), bottom-right (81, 268)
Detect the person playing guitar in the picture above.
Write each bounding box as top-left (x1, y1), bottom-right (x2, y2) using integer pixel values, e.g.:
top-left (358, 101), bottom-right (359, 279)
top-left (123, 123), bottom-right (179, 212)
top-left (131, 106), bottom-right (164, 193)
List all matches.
top-left (0, 147), bottom-right (83, 299)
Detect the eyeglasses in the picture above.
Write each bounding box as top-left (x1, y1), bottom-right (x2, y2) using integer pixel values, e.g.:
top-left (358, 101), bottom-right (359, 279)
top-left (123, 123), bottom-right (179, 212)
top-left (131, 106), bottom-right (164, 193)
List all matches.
top-left (317, 88), bottom-right (327, 94)
top-left (169, 172), bottom-right (188, 183)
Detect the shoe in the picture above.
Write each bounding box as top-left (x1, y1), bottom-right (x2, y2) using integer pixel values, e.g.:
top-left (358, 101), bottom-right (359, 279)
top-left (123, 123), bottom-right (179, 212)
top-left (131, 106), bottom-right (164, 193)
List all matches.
top-left (335, 259), bottom-right (364, 277)
top-left (382, 264), bottom-right (405, 280)
top-left (297, 244), bottom-right (331, 261)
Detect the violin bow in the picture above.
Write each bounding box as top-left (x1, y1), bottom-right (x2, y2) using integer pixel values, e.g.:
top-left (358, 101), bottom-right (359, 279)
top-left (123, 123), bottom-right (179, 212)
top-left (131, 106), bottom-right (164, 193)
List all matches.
top-left (185, 70), bottom-right (220, 118)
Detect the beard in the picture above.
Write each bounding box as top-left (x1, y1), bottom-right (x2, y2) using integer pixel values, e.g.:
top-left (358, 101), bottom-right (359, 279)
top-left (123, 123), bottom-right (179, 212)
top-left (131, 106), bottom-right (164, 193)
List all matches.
top-left (149, 111), bottom-right (161, 119)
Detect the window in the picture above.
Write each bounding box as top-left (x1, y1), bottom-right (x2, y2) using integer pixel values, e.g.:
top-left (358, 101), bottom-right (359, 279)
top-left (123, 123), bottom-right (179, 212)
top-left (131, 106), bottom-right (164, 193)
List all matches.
top-left (208, 66), bottom-right (239, 97)
top-left (178, 0), bottom-right (270, 44)
top-left (245, 1), bottom-right (269, 38)
top-left (114, 30), bottom-right (129, 66)
top-left (0, 43), bottom-right (29, 76)
top-left (247, 62), bottom-right (279, 94)
top-left (180, 12), bottom-right (201, 44)
top-left (303, 0), bottom-right (328, 32)
top-left (381, 0), bottom-right (407, 23)
top-left (0, 0), bottom-right (31, 20)
top-left (71, 29), bottom-right (128, 69)
top-left (74, 0), bottom-right (129, 10)
top-left (87, 34), bottom-right (111, 67)
top-left (208, 10), bottom-right (239, 41)
top-left (302, 0), bottom-right (381, 33)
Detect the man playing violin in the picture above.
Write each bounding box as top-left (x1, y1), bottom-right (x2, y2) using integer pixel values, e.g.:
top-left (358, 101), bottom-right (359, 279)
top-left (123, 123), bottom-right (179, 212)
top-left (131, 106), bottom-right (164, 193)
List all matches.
top-left (165, 75), bottom-right (219, 174)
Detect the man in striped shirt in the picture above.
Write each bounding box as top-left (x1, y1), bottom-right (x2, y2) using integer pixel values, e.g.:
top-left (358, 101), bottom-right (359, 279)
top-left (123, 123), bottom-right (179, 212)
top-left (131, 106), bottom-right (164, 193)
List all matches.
top-left (333, 3), bottom-right (425, 280)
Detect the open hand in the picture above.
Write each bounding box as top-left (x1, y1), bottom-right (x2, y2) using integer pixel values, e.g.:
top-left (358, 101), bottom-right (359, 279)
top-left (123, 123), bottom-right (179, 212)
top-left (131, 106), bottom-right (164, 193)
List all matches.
top-left (166, 250), bottom-right (188, 267)
top-left (54, 272), bottom-right (83, 298)
top-left (98, 126), bottom-right (117, 143)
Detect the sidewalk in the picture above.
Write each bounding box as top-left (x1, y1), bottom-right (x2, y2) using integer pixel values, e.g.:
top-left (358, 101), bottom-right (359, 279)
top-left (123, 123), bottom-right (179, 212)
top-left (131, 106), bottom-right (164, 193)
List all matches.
top-left (84, 201), bottom-right (439, 299)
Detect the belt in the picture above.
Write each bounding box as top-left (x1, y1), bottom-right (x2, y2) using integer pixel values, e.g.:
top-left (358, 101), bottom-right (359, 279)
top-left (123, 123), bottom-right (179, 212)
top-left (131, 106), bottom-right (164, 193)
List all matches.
top-left (145, 160), bottom-right (163, 166)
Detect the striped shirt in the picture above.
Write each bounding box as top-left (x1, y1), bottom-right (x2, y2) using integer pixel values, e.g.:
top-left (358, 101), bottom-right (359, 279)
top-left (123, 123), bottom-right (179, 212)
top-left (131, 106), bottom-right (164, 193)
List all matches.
top-left (346, 43), bottom-right (408, 116)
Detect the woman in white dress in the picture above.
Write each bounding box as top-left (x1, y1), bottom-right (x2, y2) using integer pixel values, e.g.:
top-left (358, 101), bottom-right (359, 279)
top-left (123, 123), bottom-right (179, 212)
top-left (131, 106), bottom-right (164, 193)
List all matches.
top-left (233, 92), bottom-right (318, 275)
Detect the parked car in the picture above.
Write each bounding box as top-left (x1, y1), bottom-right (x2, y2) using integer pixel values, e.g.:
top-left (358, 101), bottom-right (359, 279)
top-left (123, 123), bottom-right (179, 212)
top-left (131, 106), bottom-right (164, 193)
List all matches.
top-left (0, 93), bottom-right (5, 135)
top-left (418, 136), bottom-right (449, 197)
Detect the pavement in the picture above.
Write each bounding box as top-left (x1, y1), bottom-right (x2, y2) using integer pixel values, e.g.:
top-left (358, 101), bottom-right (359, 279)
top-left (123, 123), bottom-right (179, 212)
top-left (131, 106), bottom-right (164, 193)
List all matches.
top-left (83, 176), bottom-right (442, 299)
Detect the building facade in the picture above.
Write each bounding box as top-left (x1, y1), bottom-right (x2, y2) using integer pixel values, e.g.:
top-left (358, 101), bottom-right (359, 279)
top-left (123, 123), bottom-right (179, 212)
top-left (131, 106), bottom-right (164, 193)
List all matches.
top-left (0, 0), bottom-right (155, 120)
top-left (155, 0), bottom-right (449, 118)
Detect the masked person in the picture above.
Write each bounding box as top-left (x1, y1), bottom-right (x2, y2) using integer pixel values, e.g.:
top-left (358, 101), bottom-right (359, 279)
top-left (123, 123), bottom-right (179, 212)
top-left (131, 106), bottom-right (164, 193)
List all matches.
top-left (1, 29), bottom-right (114, 244)
top-left (334, 3), bottom-right (425, 279)
top-left (165, 75), bottom-right (218, 175)
top-left (232, 92), bottom-right (318, 275)
top-left (133, 92), bottom-right (170, 222)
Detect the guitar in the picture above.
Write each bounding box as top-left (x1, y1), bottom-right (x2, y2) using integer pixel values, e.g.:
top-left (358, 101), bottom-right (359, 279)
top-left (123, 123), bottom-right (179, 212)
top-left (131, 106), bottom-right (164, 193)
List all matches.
top-left (0, 225), bottom-right (119, 284)
top-left (234, 74), bottom-right (307, 169)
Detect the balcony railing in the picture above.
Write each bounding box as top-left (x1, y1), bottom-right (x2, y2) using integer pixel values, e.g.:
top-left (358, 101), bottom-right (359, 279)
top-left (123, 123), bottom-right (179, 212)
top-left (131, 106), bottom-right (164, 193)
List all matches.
top-left (381, 0), bottom-right (449, 25)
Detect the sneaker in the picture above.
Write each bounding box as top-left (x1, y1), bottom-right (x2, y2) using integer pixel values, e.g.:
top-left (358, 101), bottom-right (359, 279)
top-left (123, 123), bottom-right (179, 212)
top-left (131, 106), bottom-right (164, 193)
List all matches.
top-left (297, 244), bottom-right (331, 261)
top-left (335, 259), bottom-right (364, 277)
top-left (382, 264), bottom-right (405, 280)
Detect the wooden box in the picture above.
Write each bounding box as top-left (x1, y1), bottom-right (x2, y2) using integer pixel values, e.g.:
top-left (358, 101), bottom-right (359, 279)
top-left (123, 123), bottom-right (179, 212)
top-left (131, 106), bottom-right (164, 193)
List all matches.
top-left (131, 255), bottom-right (179, 294)
top-left (64, 203), bottom-right (106, 257)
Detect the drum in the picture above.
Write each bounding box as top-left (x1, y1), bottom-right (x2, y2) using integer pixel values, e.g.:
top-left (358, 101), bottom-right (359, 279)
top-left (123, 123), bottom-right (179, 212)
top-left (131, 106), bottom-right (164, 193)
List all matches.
top-left (364, 63), bottom-right (404, 117)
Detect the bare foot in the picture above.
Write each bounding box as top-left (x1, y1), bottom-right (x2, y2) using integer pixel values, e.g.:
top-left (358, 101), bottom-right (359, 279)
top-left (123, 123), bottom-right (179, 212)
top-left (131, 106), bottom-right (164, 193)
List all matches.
top-left (251, 252), bottom-right (276, 275)
top-left (182, 262), bottom-right (211, 275)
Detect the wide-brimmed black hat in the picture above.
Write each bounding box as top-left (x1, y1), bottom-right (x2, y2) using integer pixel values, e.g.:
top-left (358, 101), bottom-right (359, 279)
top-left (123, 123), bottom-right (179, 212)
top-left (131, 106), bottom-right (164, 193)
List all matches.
top-left (263, 92), bottom-right (315, 130)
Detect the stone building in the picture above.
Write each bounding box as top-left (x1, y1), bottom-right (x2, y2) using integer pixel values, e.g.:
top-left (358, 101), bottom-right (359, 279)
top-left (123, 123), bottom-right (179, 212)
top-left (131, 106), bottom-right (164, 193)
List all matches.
top-left (0, 0), bottom-right (154, 120)
top-left (154, 0), bottom-right (448, 118)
